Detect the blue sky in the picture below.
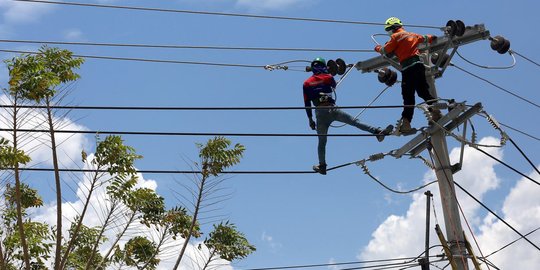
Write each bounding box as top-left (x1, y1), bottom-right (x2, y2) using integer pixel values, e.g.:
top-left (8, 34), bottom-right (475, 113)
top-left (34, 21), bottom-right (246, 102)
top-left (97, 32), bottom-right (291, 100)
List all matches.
top-left (0, 0), bottom-right (539, 269)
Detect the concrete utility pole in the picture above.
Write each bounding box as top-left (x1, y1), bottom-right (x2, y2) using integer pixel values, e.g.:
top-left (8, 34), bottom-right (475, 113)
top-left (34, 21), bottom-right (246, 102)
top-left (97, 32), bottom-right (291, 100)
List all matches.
top-left (355, 23), bottom-right (491, 270)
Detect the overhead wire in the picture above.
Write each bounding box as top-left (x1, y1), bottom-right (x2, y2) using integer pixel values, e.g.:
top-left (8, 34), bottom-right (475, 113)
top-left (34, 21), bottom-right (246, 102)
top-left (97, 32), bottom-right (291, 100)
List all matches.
top-left (0, 128), bottom-right (389, 138)
top-left (484, 225), bottom-right (540, 258)
top-left (473, 147), bottom-right (540, 186)
top-left (506, 135), bottom-right (540, 176)
top-left (454, 181), bottom-right (540, 253)
top-left (510, 50), bottom-right (540, 67)
top-left (452, 64), bottom-right (540, 109)
top-left (238, 256), bottom-right (441, 270)
top-left (0, 104), bottom-right (409, 111)
top-left (6, 160), bottom-right (356, 175)
top-left (455, 49), bottom-right (516, 69)
top-left (0, 48), bottom-right (265, 69)
top-left (13, 0), bottom-right (441, 29)
top-left (499, 122), bottom-right (540, 142)
top-left (0, 39), bottom-right (372, 52)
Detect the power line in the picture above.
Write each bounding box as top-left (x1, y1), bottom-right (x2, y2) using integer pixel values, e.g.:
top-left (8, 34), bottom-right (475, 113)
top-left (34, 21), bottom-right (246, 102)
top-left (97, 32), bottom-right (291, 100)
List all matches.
top-left (454, 181), bottom-right (540, 254)
top-left (507, 136), bottom-right (540, 176)
top-left (0, 39), bottom-right (371, 53)
top-left (7, 161), bottom-right (352, 174)
top-left (452, 64), bottom-right (540, 109)
top-left (499, 122), bottom-right (540, 142)
top-left (474, 147), bottom-right (540, 186)
top-left (14, 0), bottom-right (441, 29)
top-left (0, 104), bottom-right (409, 111)
top-left (0, 128), bottom-right (385, 138)
top-left (511, 50), bottom-right (540, 67)
top-left (238, 256), bottom-right (441, 270)
top-left (484, 226), bottom-right (540, 258)
top-left (0, 49), bottom-right (265, 68)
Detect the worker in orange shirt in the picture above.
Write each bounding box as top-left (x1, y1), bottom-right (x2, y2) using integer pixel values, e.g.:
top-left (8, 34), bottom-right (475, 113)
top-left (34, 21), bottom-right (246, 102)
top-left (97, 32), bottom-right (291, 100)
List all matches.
top-left (374, 17), bottom-right (441, 133)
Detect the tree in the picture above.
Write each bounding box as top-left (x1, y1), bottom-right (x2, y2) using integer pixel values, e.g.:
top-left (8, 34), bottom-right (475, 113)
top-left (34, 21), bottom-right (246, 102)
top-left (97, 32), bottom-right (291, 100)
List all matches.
top-left (172, 136), bottom-right (245, 270)
top-left (6, 45), bottom-right (84, 270)
top-left (0, 182), bottom-right (53, 270)
top-left (202, 221), bottom-right (256, 270)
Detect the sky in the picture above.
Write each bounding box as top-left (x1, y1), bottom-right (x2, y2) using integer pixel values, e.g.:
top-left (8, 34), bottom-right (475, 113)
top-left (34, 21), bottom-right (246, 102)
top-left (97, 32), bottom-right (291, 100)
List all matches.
top-left (0, 0), bottom-right (539, 269)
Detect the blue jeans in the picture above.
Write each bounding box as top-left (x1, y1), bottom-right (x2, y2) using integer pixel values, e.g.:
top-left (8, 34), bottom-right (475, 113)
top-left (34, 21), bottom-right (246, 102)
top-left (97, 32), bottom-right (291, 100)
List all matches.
top-left (315, 107), bottom-right (379, 165)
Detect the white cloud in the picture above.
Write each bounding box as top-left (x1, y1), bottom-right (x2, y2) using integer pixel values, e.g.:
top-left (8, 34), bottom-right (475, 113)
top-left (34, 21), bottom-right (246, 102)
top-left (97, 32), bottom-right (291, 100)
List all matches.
top-left (64, 28), bottom-right (84, 41)
top-left (358, 138), bottom-right (540, 269)
top-left (262, 231), bottom-right (282, 251)
top-left (0, 0), bottom-right (54, 24)
top-left (234, 0), bottom-right (313, 12)
top-left (476, 166), bottom-right (540, 269)
top-left (0, 95), bottom-right (90, 168)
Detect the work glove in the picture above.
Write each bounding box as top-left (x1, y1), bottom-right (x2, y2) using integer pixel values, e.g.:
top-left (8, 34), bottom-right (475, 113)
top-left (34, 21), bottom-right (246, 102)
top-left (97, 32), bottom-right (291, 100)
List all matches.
top-left (309, 119), bottom-right (316, 130)
top-left (374, 45), bottom-right (382, 52)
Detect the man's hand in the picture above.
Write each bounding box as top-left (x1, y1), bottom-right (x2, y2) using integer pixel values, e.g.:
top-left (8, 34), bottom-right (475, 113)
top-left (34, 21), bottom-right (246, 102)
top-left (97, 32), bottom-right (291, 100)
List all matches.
top-left (374, 45), bottom-right (382, 52)
top-left (309, 119), bottom-right (316, 130)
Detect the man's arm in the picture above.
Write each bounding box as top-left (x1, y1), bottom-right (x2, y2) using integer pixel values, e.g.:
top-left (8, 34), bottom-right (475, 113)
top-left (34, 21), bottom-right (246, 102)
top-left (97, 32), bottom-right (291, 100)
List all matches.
top-left (303, 85), bottom-right (316, 130)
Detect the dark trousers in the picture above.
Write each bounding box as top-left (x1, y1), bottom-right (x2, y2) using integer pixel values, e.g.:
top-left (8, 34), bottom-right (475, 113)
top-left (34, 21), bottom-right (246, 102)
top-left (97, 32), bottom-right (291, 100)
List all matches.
top-left (401, 63), bottom-right (436, 122)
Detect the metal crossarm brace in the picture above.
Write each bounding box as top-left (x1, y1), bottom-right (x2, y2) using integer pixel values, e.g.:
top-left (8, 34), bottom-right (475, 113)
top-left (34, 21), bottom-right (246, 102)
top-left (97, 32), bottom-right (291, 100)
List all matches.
top-left (390, 102), bottom-right (482, 159)
top-left (407, 103), bottom-right (483, 158)
top-left (355, 24), bottom-right (491, 73)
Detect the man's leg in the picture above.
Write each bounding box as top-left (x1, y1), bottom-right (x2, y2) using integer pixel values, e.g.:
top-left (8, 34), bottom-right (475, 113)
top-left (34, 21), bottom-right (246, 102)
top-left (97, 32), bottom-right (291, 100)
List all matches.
top-left (401, 69), bottom-right (416, 123)
top-left (314, 110), bottom-right (331, 174)
top-left (413, 64), bottom-right (441, 122)
top-left (332, 109), bottom-right (379, 134)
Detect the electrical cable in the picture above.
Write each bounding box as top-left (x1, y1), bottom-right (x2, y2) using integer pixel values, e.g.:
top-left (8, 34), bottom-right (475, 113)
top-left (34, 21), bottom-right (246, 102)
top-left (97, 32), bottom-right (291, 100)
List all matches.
top-left (473, 147), bottom-right (540, 186)
top-left (5, 161), bottom-right (354, 175)
top-left (13, 0), bottom-right (441, 29)
top-left (452, 64), bottom-right (540, 109)
top-left (506, 136), bottom-right (540, 176)
top-left (454, 181), bottom-right (540, 253)
top-left (499, 122), bottom-right (540, 142)
top-left (0, 128), bottom-right (387, 138)
top-left (0, 48), bottom-right (266, 68)
top-left (0, 104), bottom-right (409, 111)
top-left (238, 256), bottom-right (441, 270)
top-left (0, 39), bottom-right (372, 53)
top-left (455, 49), bottom-right (516, 69)
top-left (484, 225), bottom-right (540, 258)
top-left (510, 50), bottom-right (540, 67)
top-left (331, 85), bottom-right (391, 128)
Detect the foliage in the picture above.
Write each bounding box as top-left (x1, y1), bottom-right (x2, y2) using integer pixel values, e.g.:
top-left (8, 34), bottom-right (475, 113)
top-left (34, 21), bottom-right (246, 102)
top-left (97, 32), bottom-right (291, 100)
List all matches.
top-left (1, 184), bottom-right (52, 269)
top-left (64, 221), bottom-right (106, 270)
top-left (197, 136), bottom-right (245, 177)
top-left (204, 221), bottom-right (256, 262)
top-left (5, 46), bottom-right (84, 101)
top-left (163, 207), bottom-right (201, 240)
top-left (113, 236), bottom-right (159, 270)
top-left (93, 135), bottom-right (142, 176)
top-left (0, 137), bottom-right (31, 168)
top-left (126, 188), bottom-right (165, 227)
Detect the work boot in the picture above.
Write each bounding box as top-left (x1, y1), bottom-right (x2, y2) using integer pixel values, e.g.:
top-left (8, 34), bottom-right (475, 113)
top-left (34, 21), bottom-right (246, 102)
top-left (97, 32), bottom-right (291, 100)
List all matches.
top-left (430, 108), bottom-right (442, 122)
top-left (376, 124), bottom-right (394, 142)
top-left (313, 163), bottom-right (327, 175)
top-left (398, 118), bottom-right (413, 133)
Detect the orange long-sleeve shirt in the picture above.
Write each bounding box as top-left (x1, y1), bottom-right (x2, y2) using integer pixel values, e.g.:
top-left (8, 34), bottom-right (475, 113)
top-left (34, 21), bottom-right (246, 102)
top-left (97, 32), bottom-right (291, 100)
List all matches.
top-left (376, 28), bottom-right (435, 63)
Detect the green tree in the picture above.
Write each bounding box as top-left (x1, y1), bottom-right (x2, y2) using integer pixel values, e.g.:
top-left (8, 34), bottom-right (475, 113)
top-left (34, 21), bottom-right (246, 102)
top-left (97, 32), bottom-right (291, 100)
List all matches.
top-left (172, 137), bottom-right (245, 270)
top-left (202, 222), bottom-right (256, 270)
top-left (6, 45), bottom-right (84, 270)
top-left (60, 135), bottom-right (141, 270)
top-left (1, 183), bottom-right (53, 270)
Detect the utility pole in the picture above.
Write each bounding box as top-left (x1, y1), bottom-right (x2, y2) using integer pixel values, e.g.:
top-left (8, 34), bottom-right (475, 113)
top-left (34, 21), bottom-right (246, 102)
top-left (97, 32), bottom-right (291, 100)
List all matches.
top-left (356, 22), bottom-right (492, 270)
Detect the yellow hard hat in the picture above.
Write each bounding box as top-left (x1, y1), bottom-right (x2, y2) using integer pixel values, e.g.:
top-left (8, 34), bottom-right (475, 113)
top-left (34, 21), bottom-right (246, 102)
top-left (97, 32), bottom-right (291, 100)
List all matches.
top-left (385, 17), bottom-right (403, 31)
